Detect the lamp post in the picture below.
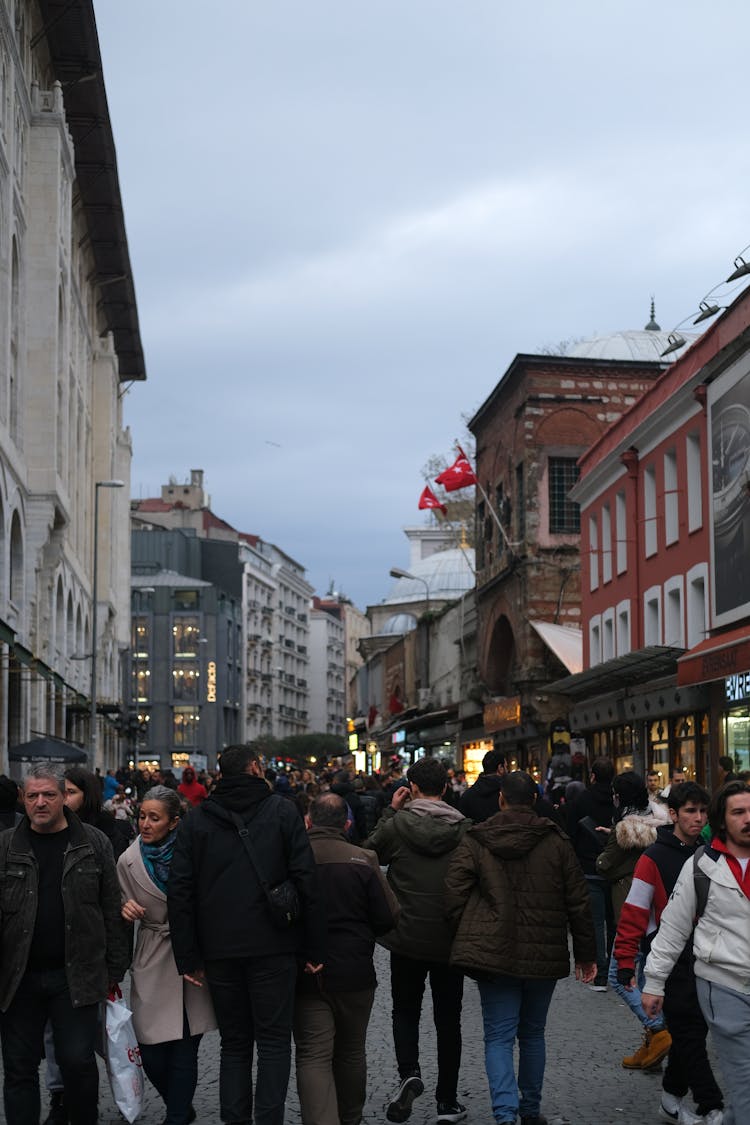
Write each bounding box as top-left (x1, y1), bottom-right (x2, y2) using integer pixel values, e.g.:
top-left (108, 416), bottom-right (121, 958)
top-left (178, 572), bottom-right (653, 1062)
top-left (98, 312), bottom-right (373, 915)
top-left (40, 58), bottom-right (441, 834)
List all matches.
top-left (389, 567), bottom-right (431, 702)
top-left (91, 479), bottom-right (124, 767)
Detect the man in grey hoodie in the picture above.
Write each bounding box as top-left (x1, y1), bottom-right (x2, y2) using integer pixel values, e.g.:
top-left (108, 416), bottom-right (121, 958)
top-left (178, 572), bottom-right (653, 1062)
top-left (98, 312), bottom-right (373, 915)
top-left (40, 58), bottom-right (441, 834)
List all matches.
top-left (365, 757), bottom-right (470, 1125)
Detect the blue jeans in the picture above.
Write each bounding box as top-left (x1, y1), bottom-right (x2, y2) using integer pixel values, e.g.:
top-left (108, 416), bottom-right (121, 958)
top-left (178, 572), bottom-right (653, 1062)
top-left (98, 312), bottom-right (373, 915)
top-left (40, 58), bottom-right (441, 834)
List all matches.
top-left (608, 953), bottom-right (666, 1031)
top-left (205, 953), bottom-right (296, 1125)
top-left (478, 976), bottom-right (556, 1123)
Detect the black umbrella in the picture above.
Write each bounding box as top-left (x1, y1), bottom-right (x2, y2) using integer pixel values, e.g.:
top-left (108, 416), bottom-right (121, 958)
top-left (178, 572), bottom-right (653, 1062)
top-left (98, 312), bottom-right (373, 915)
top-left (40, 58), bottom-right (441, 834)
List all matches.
top-left (9, 737), bottom-right (87, 764)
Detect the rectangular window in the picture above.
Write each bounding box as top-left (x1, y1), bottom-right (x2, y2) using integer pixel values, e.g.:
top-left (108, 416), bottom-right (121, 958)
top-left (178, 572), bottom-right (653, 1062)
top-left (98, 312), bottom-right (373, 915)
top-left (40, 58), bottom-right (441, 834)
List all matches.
top-left (172, 589), bottom-right (199, 611)
top-left (588, 515), bottom-right (599, 591)
top-left (602, 503), bottom-right (612, 583)
top-left (173, 706), bottom-right (199, 747)
top-left (602, 610), bottom-right (615, 662)
top-left (475, 500), bottom-right (485, 569)
top-left (644, 587), bottom-right (661, 646)
top-left (589, 617), bottom-right (602, 667)
top-left (616, 491), bottom-right (627, 574)
top-left (515, 463), bottom-right (526, 542)
top-left (548, 458), bottom-right (581, 533)
top-left (664, 579), bottom-right (684, 647)
top-left (687, 565), bottom-right (708, 648)
top-left (664, 449), bottom-right (679, 545)
top-left (172, 661), bottom-right (200, 701)
top-left (172, 616), bottom-right (200, 659)
top-left (616, 601), bottom-right (630, 655)
top-left (644, 464), bottom-right (657, 557)
top-left (132, 665), bottom-right (150, 704)
top-left (687, 432), bottom-right (702, 532)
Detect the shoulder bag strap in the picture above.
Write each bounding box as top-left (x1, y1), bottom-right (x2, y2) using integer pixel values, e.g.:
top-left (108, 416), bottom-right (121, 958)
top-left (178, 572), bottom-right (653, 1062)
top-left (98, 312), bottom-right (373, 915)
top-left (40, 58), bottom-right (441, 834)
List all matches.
top-left (229, 810), bottom-right (274, 906)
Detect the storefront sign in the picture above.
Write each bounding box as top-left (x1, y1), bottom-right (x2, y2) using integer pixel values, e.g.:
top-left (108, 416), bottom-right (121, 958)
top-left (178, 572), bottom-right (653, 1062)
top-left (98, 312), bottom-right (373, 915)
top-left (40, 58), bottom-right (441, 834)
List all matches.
top-left (726, 672), bottom-right (750, 703)
top-left (678, 631), bottom-right (750, 687)
top-left (484, 696), bottom-right (521, 733)
top-left (206, 661), bottom-right (217, 702)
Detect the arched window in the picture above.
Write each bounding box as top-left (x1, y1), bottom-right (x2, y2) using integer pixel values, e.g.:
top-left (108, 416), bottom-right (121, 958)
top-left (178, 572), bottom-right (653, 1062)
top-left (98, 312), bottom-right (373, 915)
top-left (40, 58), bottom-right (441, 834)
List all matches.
top-left (55, 576), bottom-right (64, 657)
top-left (9, 238), bottom-right (19, 444)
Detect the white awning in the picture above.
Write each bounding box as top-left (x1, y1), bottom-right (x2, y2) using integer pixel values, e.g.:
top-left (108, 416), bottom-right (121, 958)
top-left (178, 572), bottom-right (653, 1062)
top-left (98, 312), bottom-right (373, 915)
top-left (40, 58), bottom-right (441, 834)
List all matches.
top-left (530, 621), bottom-right (583, 675)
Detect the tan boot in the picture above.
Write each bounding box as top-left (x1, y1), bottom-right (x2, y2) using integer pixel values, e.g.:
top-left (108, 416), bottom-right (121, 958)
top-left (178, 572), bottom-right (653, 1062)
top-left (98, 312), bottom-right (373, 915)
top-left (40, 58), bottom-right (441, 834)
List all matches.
top-left (639, 1028), bottom-right (672, 1068)
top-left (622, 1030), bottom-right (653, 1069)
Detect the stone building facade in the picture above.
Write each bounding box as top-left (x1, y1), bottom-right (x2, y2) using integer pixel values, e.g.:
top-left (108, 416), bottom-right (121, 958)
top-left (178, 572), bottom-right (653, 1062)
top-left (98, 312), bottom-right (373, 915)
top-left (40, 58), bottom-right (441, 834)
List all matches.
top-left (0, 2), bottom-right (144, 773)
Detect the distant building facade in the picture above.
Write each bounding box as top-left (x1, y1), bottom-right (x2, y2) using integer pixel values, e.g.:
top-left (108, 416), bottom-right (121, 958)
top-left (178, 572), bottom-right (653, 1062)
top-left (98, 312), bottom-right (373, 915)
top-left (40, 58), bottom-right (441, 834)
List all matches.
top-left (308, 598), bottom-right (346, 735)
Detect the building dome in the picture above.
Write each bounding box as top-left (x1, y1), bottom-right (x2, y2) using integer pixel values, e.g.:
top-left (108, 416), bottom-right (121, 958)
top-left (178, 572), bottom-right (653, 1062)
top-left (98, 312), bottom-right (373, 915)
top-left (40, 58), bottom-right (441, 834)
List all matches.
top-left (566, 328), bottom-right (698, 363)
top-left (383, 547), bottom-right (475, 606)
top-left (380, 613), bottom-right (418, 635)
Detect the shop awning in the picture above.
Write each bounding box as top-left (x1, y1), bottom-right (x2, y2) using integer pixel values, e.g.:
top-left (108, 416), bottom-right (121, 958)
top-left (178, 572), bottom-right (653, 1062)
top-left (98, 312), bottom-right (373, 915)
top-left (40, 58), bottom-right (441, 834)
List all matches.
top-left (546, 645), bottom-right (684, 700)
top-left (530, 621), bottom-right (582, 674)
top-left (677, 625), bottom-right (750, 687)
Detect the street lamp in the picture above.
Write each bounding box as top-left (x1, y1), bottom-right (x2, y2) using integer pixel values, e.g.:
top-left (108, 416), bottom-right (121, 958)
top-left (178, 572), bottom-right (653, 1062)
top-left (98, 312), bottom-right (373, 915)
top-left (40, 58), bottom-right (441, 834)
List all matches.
top-left (389, 567), bottom-right (431, 703)
top-left (91, 479), bottom-right (124, 766)
top-left (389, 567), bottom-right (430, 609)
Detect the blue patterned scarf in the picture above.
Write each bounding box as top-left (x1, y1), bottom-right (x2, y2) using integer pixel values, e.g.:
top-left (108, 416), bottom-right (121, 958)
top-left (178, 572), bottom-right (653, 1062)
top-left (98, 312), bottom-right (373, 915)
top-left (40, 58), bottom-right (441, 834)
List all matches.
top-left (140, 828), bottom-right (178, 893)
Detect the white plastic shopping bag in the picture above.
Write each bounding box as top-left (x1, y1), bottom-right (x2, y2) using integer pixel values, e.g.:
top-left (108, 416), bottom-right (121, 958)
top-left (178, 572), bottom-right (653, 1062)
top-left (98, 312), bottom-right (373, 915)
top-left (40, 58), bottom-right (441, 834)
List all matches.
top-left (104, 989), bottom-right (144, 1123)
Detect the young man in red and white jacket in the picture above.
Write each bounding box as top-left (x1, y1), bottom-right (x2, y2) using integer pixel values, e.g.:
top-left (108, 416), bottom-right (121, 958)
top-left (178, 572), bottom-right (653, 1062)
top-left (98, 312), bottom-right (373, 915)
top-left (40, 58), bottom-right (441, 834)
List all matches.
top-left (614, 782), bottom-right (723, 1125)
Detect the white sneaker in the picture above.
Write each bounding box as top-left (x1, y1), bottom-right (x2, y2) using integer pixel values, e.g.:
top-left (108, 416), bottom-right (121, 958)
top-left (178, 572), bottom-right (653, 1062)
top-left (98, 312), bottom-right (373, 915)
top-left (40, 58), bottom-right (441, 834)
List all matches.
top-left (659, 1093), bottom-right (681, 1122)
top-left (701, 1111), bottom-right (723, 1125)
top-left (677, 1105), bottom-right (704, 1125)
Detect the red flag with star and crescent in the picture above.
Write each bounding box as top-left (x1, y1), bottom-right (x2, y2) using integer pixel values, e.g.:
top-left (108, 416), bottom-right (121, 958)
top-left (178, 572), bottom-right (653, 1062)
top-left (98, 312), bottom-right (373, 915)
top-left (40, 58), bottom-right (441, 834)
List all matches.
top-left (418, 486), bottom-right (447, 516)
top-left (434, 446), bottom-right (477, 492)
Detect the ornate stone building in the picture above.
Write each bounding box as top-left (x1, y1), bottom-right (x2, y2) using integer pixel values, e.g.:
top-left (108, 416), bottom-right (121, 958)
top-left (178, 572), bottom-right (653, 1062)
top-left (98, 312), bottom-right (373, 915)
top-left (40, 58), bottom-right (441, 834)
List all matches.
top-left (0, 2), bottom-right (144, 772)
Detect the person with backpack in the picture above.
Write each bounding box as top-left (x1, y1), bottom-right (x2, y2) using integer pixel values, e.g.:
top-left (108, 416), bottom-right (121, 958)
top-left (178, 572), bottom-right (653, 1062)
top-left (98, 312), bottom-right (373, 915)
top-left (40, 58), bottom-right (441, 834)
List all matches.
top-left (614, 782), bottom-right (722, 1123)
top-left (643, 780), bottom-right (750, 1125)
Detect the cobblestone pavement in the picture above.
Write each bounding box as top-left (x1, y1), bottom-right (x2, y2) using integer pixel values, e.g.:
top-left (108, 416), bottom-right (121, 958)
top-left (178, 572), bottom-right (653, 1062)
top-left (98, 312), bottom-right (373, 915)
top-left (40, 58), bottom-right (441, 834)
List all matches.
top-left (20, 947), bottom-right (712, 1125)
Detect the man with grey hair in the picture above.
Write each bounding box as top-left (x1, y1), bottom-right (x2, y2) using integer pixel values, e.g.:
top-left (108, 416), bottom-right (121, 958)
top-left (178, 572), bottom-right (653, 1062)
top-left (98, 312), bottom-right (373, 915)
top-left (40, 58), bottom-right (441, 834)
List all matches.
top-left (0, 762), bottom-right (128, 1125)
top-left (294, 792), bottom-right (399, 1125)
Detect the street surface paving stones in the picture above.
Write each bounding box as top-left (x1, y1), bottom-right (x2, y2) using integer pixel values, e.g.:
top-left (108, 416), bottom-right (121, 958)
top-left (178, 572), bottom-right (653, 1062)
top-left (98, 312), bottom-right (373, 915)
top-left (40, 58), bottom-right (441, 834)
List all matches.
top-left (20, 946), bottom-right (716, 1125)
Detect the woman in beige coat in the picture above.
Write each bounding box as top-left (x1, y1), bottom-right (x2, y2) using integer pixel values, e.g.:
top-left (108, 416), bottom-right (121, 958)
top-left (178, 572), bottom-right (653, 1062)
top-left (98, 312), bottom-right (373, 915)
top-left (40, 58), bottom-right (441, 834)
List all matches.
top-left (118, 785), bottom-right (216, 1125)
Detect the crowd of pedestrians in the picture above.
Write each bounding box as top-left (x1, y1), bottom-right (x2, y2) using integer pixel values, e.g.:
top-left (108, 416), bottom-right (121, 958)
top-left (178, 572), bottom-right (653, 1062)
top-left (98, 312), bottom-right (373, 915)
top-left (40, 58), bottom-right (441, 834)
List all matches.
top-left (0, 747), bottom-right (745, 1124)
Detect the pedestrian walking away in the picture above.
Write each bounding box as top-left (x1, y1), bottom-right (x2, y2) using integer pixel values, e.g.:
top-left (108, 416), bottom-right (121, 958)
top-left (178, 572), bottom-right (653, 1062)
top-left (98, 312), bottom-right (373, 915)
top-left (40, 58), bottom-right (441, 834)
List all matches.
top-left (365, 756), bottom-right (470, 1125)
top-left (446, 770), bottom-right (597, 1125)
top-left (168, 744), bottom-right (326, 1125)
top-left (294, 792), bottom-right (399, 1125)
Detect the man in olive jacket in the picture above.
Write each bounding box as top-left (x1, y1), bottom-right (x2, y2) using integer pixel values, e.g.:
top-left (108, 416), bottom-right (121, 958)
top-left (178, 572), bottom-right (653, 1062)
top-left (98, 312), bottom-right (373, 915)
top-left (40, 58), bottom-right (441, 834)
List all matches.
top-left (365, 756), bottom-right (470, 1125)
top-left (446, 771), bottom-right (596, 1125)
top-left (0, 763), bottom-right (128, 1125)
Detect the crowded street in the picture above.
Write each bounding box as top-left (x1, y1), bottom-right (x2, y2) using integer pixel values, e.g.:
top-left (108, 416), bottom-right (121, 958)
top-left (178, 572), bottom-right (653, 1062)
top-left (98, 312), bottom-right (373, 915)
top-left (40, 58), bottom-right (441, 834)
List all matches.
top-left (78, 946), bottom-right (677, 1125)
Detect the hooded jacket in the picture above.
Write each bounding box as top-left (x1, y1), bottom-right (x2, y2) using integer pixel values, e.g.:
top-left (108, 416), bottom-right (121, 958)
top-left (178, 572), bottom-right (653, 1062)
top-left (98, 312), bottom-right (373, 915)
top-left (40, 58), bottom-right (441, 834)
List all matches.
top-left (168, 774), bottom-right (325, 973)
top-left (445, 806), bottom-right (595, 980)
top-left (365, 800), bottom-right (470, 962)
top-left (595, 811), bottom-right (658, 922)
top-left (458, 772), bottom-right (503, 823)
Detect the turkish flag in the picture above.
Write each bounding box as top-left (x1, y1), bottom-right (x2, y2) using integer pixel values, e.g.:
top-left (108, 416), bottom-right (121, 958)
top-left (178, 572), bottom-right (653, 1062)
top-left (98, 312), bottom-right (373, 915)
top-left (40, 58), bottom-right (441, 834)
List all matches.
top-left (418, 486), bottom-right (447, 515)
top-left (434, 446), bottom-right (477, 492)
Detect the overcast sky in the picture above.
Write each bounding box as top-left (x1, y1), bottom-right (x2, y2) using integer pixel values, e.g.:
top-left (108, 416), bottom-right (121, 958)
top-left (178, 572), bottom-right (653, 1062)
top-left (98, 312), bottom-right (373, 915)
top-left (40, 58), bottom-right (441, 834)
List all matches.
top-left (94, 1), bottom-right (750, 609)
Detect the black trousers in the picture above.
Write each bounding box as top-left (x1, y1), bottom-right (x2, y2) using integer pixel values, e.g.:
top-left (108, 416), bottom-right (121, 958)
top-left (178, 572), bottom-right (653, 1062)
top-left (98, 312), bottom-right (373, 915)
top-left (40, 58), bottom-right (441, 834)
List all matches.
top-left (139, 1011), bottom-right (202, 1125)
top-left (0, 968), bottom-right (99, 1125)
top-left (390, 951), bottom-right (464, 1105)
top-left (205, 953), bottom-right (296, 1125)
top-left (663, 964), bottom-right (723, 1113)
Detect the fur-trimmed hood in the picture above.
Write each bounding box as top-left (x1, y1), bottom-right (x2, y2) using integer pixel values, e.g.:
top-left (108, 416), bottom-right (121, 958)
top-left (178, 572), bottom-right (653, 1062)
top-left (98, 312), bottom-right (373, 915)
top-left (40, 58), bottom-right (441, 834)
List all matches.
top-left (613, 812), bottom-right (658, 851)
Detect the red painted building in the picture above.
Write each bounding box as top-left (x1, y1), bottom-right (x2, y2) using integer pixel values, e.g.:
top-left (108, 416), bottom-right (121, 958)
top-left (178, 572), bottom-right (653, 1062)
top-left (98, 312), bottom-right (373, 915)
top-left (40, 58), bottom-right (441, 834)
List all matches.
top-left (550, 287), bottom-right (750, 785)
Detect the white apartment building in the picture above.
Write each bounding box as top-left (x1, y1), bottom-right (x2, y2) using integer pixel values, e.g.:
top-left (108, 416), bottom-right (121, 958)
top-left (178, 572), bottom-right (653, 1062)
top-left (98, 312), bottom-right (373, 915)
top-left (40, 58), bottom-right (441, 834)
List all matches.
top-left (0, 2), bottom-right (144, 773)
top-left (309, 600), bottom-right (346, 735)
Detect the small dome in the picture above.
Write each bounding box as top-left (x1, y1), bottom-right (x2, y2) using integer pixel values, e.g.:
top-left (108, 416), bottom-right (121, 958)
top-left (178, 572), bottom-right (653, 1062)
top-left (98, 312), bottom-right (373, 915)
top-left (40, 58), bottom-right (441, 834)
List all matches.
top-left (567, 329), bottom-right (697, 363)
top-left (384, 547), bottom-right (475, 606)
top-left (380, 613), bottom-right (418, 636)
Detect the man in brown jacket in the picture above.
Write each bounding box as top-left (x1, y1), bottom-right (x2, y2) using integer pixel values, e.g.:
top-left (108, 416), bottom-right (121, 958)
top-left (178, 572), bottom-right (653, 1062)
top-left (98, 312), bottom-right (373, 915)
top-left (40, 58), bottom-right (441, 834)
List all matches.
top-left (445, 771), bottom-right (596, 1125)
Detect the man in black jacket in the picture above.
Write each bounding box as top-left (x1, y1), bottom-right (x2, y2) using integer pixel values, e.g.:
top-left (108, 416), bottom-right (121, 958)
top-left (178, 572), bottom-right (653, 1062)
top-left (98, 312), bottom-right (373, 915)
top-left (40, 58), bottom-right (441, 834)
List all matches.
top-left (0, 763), bottom-right (128, 1125)
top-left (458, 749), bottom-right (506, 823)
top-left (168, 745), bottom-right (325, 1125)
top-left (294, 793), bottom-right (399, 1125)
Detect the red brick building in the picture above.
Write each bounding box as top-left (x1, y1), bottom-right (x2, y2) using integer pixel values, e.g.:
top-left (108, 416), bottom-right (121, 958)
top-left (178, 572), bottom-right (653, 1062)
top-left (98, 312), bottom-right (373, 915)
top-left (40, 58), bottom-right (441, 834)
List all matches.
top-left (552, 287), bottom-right (750, 786)
top-left (469, 328), bottom-right (674, 776)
